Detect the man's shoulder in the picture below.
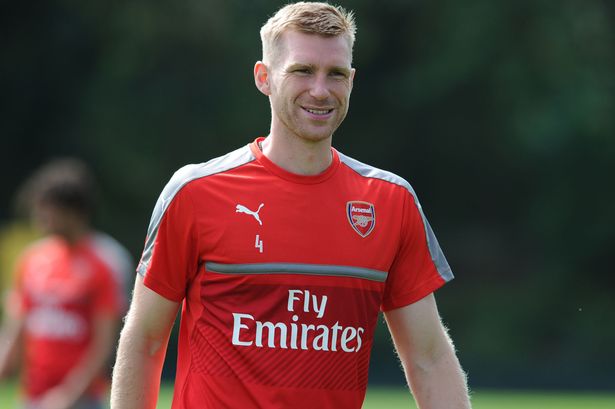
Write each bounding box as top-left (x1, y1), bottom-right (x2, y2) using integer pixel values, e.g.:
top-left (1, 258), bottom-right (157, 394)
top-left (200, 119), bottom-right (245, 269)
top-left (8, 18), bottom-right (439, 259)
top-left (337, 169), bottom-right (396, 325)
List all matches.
top-left (173, 144), bottom-right (256, 186)
top-left (162, 143), bottom-right (256, 198)
top-left (19, 236), bottom-right (59, 260)
top-left (88, 232), bottom-right (133, 281)
top-left (337, 150), bottom-right (415, 195)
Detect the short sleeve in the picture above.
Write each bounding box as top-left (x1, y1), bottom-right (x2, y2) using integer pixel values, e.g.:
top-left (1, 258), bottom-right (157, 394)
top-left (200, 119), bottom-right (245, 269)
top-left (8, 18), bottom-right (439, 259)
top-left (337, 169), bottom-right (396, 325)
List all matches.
top-left (381, 188), bottom-right (453, 311)
top-left (91, 266), bottom-right (122, 316)
top-left (137, 180), bottom-right (199, 302)
top-left (90, 232), bottom-right (134, 313)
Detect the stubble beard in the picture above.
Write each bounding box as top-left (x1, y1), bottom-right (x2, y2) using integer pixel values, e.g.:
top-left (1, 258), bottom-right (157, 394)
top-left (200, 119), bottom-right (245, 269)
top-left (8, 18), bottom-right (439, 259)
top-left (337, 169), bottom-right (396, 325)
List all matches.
top-left (273, 101), bottom-right (348, 145)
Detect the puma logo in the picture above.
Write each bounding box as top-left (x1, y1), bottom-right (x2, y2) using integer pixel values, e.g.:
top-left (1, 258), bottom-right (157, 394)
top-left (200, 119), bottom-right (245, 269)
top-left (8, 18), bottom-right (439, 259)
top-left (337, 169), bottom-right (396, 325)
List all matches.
top-left (236, 203), bottom-right (264, 226)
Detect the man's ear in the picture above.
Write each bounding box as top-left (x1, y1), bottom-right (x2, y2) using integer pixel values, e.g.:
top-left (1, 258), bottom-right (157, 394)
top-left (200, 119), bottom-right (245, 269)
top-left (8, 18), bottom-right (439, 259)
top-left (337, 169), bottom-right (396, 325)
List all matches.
top-left (254, 61), bottom-right (271, 96)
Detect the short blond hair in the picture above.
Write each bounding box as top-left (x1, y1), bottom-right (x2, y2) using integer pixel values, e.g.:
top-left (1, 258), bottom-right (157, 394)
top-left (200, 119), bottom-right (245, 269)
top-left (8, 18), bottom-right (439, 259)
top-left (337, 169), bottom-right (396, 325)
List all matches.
top-left (260, 2), bottom-right (356, 64)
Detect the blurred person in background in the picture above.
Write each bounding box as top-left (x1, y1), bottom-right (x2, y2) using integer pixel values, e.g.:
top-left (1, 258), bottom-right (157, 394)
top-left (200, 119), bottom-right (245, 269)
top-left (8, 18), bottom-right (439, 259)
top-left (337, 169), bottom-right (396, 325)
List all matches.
top-left (112, 2), bottom-right (470, 409)
top-left (0, 158), bottom-right (132, 409)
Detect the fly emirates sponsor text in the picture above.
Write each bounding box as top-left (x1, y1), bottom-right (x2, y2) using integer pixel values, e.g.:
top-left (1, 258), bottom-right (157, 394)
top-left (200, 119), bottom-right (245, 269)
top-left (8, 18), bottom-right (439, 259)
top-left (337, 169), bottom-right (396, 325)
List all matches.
top-left (231, 289), bottom-right (365, 352)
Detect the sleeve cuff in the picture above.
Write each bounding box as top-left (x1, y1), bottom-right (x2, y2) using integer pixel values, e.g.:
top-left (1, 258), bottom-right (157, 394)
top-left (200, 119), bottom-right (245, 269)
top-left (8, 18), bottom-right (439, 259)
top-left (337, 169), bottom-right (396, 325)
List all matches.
top-left (381, 275), bottom-right (449, 312)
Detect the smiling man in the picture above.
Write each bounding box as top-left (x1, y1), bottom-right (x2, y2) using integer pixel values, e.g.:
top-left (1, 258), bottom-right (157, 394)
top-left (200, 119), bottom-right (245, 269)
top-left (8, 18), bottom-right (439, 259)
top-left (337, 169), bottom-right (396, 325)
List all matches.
top-left (111, 2), bottom-right (471, 409)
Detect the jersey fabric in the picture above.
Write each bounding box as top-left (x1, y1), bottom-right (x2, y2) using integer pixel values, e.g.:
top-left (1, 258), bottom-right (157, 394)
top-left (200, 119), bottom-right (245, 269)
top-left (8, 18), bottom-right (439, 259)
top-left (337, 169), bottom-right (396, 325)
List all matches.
top-left (11, 233), bottom-right (128, 401)
top-left (137, 137), bottom-right (453, 409)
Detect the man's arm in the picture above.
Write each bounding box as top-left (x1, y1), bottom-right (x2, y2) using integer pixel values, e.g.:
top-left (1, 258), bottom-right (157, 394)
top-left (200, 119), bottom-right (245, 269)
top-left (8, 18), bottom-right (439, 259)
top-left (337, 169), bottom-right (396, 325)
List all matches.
top-left (37, 314), bottom-right (117, 409)
top-left (0, 314), bottom-right (24, 379)
top-left (111, 274), bottom-right (180, 409)
top-left (384, 293), bottom-right (471, 409)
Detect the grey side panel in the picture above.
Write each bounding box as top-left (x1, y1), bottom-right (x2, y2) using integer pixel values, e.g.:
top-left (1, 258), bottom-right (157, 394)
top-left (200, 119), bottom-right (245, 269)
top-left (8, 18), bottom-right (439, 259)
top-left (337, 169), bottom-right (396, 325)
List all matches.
top-left (137, 145), bottom-right (256, 276)
top-left (206, 262), bottom-right (388, 282)
top-left (338, 152), bottom-right (454, 283)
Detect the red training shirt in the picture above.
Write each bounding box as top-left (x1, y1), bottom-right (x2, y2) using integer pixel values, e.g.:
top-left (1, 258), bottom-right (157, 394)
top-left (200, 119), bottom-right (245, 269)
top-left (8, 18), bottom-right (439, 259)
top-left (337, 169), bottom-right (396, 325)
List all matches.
top-left (10, 233), bottom-right (127, 399)
top-left (138, 138), bottom-right (453, 408)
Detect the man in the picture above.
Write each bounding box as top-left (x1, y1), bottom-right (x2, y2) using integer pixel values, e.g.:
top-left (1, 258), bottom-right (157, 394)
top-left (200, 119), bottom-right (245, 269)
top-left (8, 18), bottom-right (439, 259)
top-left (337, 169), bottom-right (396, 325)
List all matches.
top-left (111, 2), bottom-right (471, 408)
top-left (0, 159), bottom-right (131, 409)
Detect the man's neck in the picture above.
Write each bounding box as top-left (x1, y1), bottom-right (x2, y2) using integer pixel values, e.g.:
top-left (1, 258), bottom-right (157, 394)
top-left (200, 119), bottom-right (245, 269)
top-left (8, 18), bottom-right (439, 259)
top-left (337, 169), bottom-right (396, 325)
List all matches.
top-left (260, 133), bottom-right (333, 176)
top-left (57, 222), bottom-right (90, 247)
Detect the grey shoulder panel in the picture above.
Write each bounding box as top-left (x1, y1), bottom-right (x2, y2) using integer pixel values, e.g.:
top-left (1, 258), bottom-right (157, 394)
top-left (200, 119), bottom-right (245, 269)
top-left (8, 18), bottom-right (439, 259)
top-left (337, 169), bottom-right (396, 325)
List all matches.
top-left (338, 152), bottom-right (416, 196)
top-left (137, 144), bottom-right (256, 276)
top-left (338, 152), bottom-right (454, 283)
top-left (91, 232), bottom-right (134, 286)
top-left (90, 232), bottom-right (134, 308)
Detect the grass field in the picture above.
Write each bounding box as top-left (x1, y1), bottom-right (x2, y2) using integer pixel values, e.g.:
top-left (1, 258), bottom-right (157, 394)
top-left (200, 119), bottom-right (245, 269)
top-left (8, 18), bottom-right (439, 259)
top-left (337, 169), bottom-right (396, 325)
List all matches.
top-left (2, 380), bottom-right (614, 408)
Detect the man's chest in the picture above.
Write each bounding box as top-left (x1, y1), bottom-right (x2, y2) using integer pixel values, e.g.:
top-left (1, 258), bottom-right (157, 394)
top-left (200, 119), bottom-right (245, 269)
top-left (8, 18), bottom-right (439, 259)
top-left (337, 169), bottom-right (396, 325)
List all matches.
top-left (189, 174), bottom-right (404, 271)
top-left (22, 250), bottom-right (96, 306)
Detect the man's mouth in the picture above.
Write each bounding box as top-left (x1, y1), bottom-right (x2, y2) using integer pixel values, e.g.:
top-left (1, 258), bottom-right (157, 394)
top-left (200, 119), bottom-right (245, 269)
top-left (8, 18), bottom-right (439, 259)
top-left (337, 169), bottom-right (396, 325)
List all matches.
top-left (303, 107), bottom-right (334, 116)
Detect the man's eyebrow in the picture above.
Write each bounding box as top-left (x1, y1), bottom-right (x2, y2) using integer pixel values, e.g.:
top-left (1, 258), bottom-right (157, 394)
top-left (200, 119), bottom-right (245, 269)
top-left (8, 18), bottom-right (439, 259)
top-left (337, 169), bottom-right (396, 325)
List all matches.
top-left (331, 66), bottom-right (352, 75)
top-left (285, 63), bottom-right (351, 74)
top-left (285, 63), bottom-right (313, 71)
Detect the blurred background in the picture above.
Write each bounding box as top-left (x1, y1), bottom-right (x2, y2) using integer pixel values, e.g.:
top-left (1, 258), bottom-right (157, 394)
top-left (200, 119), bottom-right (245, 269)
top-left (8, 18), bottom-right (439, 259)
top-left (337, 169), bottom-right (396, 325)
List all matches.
top-left (1, 0), bottom-right (614, 392)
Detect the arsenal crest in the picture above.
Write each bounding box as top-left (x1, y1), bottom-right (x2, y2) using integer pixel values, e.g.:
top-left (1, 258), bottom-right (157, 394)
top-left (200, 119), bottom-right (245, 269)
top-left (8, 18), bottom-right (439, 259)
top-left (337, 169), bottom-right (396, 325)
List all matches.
top-left (346, 201), bottom-right (376, 238)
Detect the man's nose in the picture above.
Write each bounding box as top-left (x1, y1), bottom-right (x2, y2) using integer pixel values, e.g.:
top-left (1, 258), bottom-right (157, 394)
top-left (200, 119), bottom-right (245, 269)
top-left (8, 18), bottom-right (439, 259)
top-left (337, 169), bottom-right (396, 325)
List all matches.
top-left (309, 75), bottom-right (330, 100)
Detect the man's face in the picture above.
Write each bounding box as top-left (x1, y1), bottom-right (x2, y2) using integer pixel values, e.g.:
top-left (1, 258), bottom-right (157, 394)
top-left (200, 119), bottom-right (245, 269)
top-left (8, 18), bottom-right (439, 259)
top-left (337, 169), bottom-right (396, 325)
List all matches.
top-left (33, 201), bottom-right (81, 238)
top-left (266, 30), bottom-right (355, 143)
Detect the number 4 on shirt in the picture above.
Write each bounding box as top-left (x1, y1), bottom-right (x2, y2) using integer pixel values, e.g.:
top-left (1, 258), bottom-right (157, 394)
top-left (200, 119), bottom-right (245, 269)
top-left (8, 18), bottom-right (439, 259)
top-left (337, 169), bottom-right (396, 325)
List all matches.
top-left (255, 235), bottom-right (264, 253)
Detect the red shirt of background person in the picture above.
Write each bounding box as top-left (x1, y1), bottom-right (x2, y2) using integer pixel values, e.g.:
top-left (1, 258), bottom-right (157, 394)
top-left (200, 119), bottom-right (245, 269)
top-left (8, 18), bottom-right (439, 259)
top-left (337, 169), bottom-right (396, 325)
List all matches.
top-left (0, 159), bottom-right (130, 409)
